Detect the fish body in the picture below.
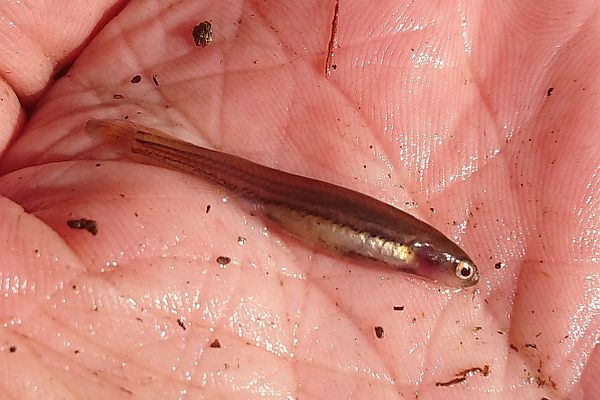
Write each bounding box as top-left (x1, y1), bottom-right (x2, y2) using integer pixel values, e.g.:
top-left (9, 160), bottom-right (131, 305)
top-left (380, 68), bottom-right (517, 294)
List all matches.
top-left (86, 119), bottom-right (479, 287)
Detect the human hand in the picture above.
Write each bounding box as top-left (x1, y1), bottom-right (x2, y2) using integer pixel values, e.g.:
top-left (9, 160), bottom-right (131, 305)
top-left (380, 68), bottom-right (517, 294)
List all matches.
top-left (0, 2), bottom-right (597, 399)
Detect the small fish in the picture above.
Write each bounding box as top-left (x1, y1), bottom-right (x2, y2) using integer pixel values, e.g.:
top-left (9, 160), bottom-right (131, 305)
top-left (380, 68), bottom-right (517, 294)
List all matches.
top-left (85, 119), bottom-right (479, 287)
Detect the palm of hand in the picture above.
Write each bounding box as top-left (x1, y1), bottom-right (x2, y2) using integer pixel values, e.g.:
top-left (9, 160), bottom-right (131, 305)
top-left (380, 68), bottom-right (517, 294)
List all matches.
top-left (0, 2), bottom-right (597, 399)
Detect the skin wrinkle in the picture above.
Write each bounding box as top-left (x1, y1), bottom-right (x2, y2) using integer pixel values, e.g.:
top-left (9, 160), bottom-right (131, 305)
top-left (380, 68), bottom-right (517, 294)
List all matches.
top-left (307, 275), bottom-right (399, 389)
top-left (305, 256), bottom-right (471, 393)
top-left (490, 14), bottom-right (599, 385)
top-left (420, 291), bottom-right (462, 390)
top-left (321, 62), bottom-right (405, 204)
top-left (506, 256), bottom-right (557, 392)
top-left (334, 44), bottom-right (474, 225)
top-left (473, 38), bottom-right (538, 386)
top-left (281, 232), bottom-right (406, 390)
top-left (254, 2), bottom-right (405, 198)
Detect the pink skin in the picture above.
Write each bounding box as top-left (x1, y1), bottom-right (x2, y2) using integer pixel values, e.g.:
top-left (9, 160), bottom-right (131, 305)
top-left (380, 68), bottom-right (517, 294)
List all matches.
top-left (0, 1), bottom-right (597, 399)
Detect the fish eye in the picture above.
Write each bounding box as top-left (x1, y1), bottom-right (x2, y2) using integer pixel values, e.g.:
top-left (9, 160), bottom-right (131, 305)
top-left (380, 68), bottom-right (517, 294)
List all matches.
top-left (455, 260), bottom-right (475, 280)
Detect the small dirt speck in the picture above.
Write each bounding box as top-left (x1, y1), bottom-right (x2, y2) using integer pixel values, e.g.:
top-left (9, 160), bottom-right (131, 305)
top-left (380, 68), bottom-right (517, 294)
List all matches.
top-left (435, 365), bottom-right (490, 387)
top-left (67, 218), bottom-right (98, 236)
top-left (193, 21), bottom-right (213, 47)
top-left (216, 256), bottom-right (231, 265)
